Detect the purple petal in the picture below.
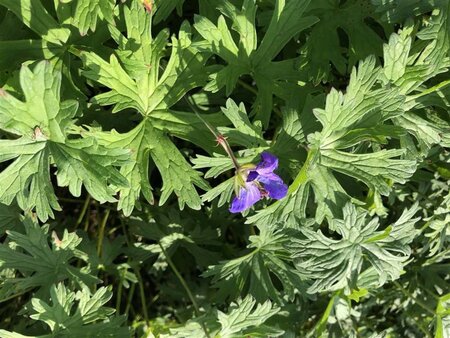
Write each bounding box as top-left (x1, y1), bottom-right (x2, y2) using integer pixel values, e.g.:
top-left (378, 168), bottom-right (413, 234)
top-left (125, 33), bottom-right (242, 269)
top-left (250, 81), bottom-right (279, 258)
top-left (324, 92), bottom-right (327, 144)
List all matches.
top-left (258, 173), bottom-right (288, 199)
top-left (256, 152), bottom-right (278, 175)
top-left (229, 182), bottom-right (261, 213)
top-left (247, 170), bottom-right (259, 182)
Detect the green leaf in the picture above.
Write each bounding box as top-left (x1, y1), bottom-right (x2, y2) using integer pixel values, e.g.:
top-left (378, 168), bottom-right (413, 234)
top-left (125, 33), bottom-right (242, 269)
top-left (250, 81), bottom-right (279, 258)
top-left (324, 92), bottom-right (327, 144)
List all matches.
top-left (149, 110), bottom-right (230, 153)
top-left (384, 6), bottom-right (450, 152)
top-left (0, 61), bottom-right (128, 221)
top-left (425, 191), bottom-right (450, 256)
top-left (81, 1), bottom-right (211, 214)
top-left (66, 0), bottom-right (115, 35)
top-left (82, 119), bottom-right (209, 215)
top-left (82, 9), bottom-right (209, 114)
top-left (319, 148), bottom-right (416, 196)
top-left (0, 0), bottom-right (70, 44)
top-left (153, 0), bottom-right (184, 24)
top-left (164, 295), bottom-right (283, 338)
top-left (216, 296), bottom-right (283, 338)
top-left (382, 24), bottom-right (413, 82)
top-left (218, 99), bottom-right (266, 148)
top-left (246, 147), bottom-right (351, 226)
top-left (204, 226), bottom-right (305, 303)
top-left (301, 0), bottom-right (385, 83)
top-left (309, 56), bottom-right (416, 196)
top-left (0, 138), bottom-right (59, 222)
top-left (394, 6), bottom-right (450, 95)
top-left (394, 113), bottom-right (442, 153)
top-left (129, 207), bottom-right (221, 269)
top-left (201, 177), bottom-right (235, 207)
top-left (0, 283), bottom-right (129, 337)
top-left (308, 165), bottom-right (353, 223)
top-left (373, 0), bottom-right (443, 23)
top-left (0, 203), bottom-right (22, 233)
top-left (0, 40), bottom-right (61, 73)
top-left (271, 93), bottom-right (323, 162)
top-left (0, 62), bottom-right (69, 140)
top-left (193, 154), bottom-right (237, 179)
top-left (49, 138), bottom-right (129, 203)
top-left (289, 203), bottom-right (419, 294)
top-left (313, 56), bottom-right (404, 140)
top-left (247, 55), bottom-right (417, 226)
top-left (246, 181), bottom-right (310, 228)
top-left (194, 0), bottom-right (317, 126)
top-left (434, 293), bottom-right (450, 338)
top-left (0, 216), bottom-right (98, 301)
top-left (193, 150), bottom-right (258, 180)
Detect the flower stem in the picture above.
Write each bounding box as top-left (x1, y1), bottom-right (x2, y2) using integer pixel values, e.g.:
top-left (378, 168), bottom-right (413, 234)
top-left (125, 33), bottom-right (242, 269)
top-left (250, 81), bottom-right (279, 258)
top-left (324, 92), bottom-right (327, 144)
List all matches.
top-left (217, 134), bottom-right (240, 170)
top-left (193, 110), bottom-right (240, 170)
top-left (159, 243), bottom-right (211, 338)
top-left (185, 94), bottom-right (240, 170)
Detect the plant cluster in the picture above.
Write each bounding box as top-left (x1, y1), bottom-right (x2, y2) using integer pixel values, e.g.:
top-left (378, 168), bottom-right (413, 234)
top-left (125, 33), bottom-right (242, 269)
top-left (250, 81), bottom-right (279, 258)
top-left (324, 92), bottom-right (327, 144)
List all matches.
top-left (0, 0), bottom-right (449, 337)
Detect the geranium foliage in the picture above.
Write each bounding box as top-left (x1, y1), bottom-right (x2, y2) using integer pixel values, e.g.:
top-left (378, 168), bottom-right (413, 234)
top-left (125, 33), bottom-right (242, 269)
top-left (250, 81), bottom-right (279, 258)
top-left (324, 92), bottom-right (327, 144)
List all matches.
top-left (0, 0), bottom-right (449, 337)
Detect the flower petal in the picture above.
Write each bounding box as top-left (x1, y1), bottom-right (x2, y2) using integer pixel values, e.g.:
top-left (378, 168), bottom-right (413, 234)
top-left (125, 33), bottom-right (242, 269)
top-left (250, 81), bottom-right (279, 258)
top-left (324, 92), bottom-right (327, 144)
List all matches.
top-left (247, 170), bottom-right (259, 182)
top-left (258, 173), bottom-right (288, 199)
top-left (229, 182), bottom-right (261, 213)
top-left (256, 152), bottom-right (278, 174)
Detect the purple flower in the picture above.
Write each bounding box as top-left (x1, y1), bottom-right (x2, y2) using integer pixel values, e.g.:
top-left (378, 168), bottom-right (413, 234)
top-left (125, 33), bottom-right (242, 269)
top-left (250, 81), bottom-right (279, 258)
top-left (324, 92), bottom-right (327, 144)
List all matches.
top-left (229, 152), bottom-right (288, 213)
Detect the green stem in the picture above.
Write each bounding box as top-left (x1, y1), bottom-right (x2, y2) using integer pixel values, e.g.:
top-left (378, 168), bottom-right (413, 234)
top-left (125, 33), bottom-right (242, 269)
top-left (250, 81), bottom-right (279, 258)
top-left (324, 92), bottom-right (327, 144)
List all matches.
top-left (116, 269), bottom-right (125, 313)
top-left (119, 220), bottom-right (143, 319)
top-left (238, 79), bottom-right (258, 95)
top-left (407, 79), bottom-right (450, 101)
top-left (188, 96), bottom-right (240, 170)
top-left (414, 319), bottom-right (433, 338)
top-left (419, 219), bottom-right (432, 233)
top-left (117, 220), bottom-right (131, 314)
top-left (134, 268), bottom-right (149, 323)
top-left (420, 283), bottom-right (441, 301)
top-left (97, 209), bottom-right (110, 257)
top-left (393, 281), bottom-right (435, 316)
top-left (159, 243), bottom-right (199, 312)
top-left (75, 195), bottom-right (91, 228)
top-left (125, 283), bottom-right (136, 318)
top-left (59, 197), bottom-right (85, 203)
top-left (68, 45), bottom-right (82, 57)
top-left (215, 132), bottom-right (240, 170)
top-left (159, 243), bottom-right (211, 338)
top-left (0, 288), bottom-right (32, 303)
top-left (314, 291), bottom-right (340, 336)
